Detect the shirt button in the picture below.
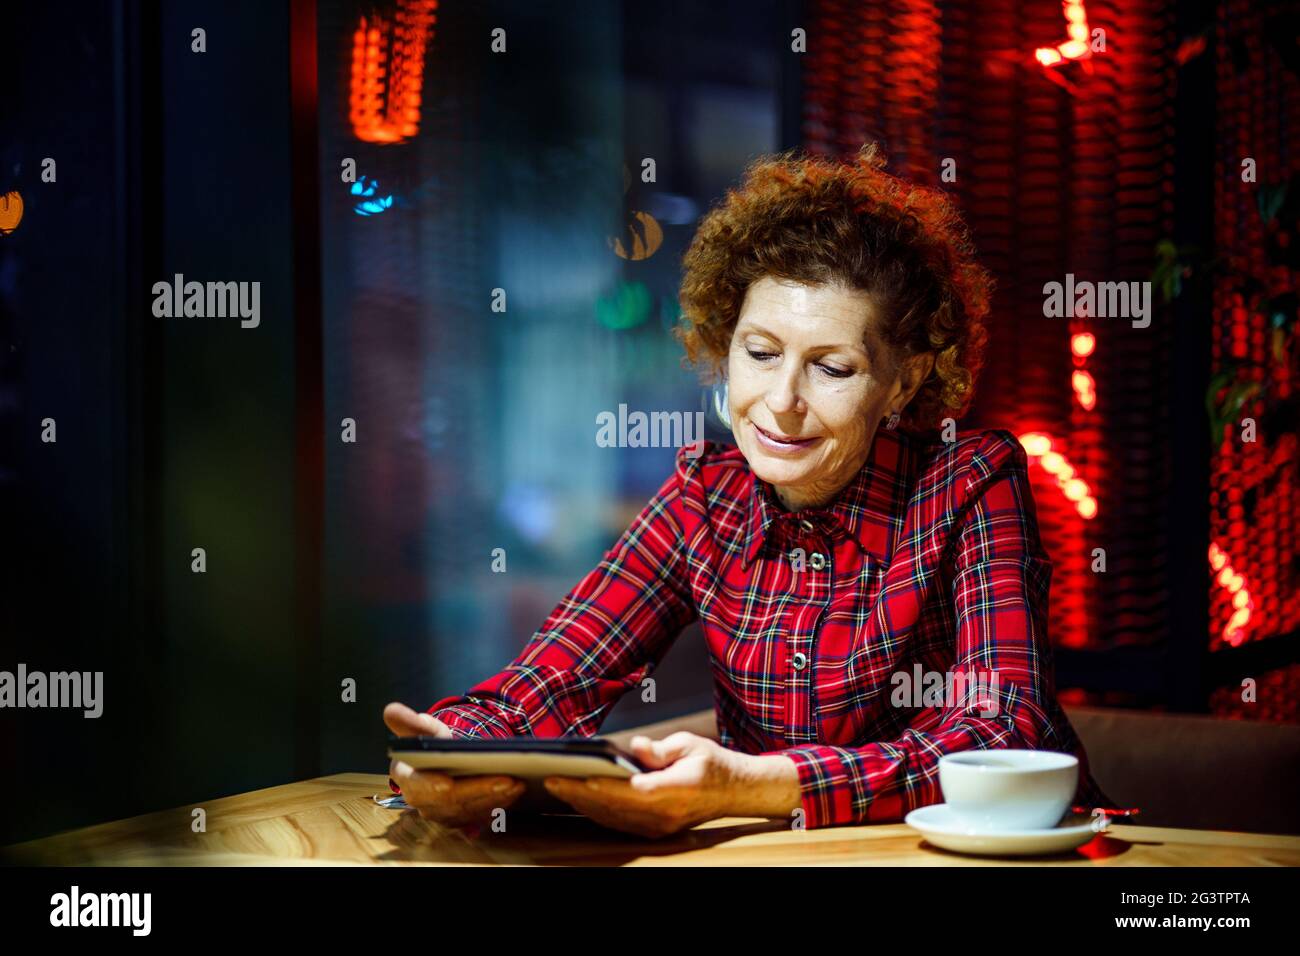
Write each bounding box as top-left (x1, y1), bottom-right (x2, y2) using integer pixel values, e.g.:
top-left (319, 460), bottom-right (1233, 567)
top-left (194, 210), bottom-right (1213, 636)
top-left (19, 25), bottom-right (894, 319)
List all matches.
top-left (799, 519), bottom-right (815, 533)
top-left (809, 552), bottom-right (827, 570)
top-left (791, 652), bottom-right (808, 671)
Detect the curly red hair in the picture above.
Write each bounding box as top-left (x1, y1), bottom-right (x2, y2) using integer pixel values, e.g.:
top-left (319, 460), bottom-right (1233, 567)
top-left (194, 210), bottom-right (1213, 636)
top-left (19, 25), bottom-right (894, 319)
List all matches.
top-left (675, 143), bottom-right (993, 433)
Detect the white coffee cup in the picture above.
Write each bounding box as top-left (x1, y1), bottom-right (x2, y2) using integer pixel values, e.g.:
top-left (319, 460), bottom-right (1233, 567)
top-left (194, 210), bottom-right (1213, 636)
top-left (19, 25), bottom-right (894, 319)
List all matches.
top-left (938, 750), bottom-right (1078, 831)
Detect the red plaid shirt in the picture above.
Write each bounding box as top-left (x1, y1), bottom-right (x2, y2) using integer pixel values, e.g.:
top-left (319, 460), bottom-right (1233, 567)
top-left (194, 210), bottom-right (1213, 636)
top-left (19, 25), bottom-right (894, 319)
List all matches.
top-left (425, 426), bottom-right (1111, 829)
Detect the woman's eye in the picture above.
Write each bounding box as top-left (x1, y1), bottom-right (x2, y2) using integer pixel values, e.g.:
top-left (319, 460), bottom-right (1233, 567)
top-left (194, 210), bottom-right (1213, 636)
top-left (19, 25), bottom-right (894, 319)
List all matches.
top-left (817, 363), bottom-right (853, 378)
top-left (746, 348), bottom-right (777, 361)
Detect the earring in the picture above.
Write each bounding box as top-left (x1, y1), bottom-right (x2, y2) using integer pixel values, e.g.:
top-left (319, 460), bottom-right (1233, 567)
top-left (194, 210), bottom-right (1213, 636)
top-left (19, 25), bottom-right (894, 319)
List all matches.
top-left (711, 379), bottom-right (732, 428)
top-left (885, 411), bottom-right (900, 430)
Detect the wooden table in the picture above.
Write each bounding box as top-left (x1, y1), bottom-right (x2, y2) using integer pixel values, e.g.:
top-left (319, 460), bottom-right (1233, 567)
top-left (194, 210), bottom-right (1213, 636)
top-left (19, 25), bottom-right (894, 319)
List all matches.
top-left (6, 773), bottom-right (1300, 866)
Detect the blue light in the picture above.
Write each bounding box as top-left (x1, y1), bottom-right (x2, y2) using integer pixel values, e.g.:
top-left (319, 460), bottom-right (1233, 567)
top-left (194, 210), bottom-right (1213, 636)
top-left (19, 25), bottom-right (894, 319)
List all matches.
top-left (349, 174), bottom-right (394, 215)
top-left (354, 195), bottom-right (394, 216)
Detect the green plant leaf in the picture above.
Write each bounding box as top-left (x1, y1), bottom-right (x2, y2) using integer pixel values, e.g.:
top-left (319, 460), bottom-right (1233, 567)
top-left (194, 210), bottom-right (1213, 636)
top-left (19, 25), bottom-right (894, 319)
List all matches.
top-left (1258, 181), bottom-right (1288, 223)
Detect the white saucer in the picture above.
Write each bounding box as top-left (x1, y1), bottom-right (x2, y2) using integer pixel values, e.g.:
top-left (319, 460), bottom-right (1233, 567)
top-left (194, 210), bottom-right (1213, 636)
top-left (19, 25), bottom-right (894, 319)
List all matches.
top-left (905, 803), bottom-right (1099, 857)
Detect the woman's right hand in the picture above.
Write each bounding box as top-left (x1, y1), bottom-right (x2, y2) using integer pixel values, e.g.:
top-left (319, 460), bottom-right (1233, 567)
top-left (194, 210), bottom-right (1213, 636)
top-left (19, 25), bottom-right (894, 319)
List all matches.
top-left (383, 701), bottom-right (527, 828)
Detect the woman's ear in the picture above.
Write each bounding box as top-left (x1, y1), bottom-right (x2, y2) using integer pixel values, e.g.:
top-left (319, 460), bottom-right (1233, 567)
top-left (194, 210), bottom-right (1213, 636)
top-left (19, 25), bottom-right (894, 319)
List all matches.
top-left (896, 351), bottom-right (936, 408)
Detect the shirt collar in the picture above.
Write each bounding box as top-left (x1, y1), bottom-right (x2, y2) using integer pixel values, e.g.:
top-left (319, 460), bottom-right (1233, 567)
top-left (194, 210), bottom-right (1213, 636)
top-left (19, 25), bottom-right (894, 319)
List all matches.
top-left (741, 427), bottom-right (917, 570)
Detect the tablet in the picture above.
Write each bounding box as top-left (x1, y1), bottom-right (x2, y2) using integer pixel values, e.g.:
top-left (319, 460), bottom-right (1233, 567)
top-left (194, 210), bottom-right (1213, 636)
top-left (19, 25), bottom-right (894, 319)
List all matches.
top-left (386, 734), bottom-right (647, 779)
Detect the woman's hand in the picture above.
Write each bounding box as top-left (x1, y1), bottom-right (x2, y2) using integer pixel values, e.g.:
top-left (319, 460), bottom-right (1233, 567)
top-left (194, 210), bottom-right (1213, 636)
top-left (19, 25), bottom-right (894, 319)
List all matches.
top-left (383, 702), bottom-right (527, 828)
top-left (542, 732), bottom-right (801, 839)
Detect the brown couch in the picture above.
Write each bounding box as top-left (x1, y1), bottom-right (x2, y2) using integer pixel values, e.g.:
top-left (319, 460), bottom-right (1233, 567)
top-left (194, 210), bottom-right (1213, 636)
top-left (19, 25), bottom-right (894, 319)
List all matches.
top-left (609, 705), bottom-right (1300, 835)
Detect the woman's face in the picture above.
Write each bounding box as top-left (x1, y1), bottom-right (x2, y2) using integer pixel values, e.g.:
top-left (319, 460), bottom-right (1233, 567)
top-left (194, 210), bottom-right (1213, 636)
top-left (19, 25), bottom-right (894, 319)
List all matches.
top-left (727, 275), bottom-right (931, 511)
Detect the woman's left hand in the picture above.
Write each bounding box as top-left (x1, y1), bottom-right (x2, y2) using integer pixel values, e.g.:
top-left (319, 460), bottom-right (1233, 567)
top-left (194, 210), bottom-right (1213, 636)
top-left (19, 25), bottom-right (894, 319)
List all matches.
top-left (543, 732), bottom-right (785, 839)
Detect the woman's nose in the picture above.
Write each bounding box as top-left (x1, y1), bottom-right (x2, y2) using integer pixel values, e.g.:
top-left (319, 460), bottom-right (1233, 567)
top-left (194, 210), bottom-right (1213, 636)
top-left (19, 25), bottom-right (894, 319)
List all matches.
top-left (765, 367), bottom-right (803, 414)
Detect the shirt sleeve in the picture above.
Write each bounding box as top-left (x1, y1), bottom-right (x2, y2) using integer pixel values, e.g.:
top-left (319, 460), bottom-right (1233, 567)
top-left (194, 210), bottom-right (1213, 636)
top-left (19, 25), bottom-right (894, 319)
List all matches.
top-left (764, 430), bottom-right (1064, 830)
top-left (423, 453), bottom-right (699, 740)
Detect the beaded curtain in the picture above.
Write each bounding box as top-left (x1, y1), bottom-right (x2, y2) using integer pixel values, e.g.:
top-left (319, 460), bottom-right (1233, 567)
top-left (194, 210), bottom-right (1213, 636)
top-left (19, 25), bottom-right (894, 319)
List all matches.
top-left (802, 0), bottom-right (1180, 657)
top-left (1206, 0), bottom-right (1300, 721)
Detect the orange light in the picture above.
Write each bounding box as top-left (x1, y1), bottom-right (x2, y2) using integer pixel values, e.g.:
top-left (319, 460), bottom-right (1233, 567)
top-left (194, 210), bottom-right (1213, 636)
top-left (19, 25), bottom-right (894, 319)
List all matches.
top-left (1035, 0), bottom-right (1094, 68)
top-left (1021, 432), bottom-right (1097, 519)
top-left (0, 191), bottom-right (22, 236)
top-left (1071, 371), bottom-right (1092, 405)
top-left (349, 1), bottom-right (439, 145)
top-left (1070, 332), bottom-right (1096, 357)
top-left (1210, 542), bottom-right (1255, 647)
top-left (1019, 432), bottom-right (1052, 457)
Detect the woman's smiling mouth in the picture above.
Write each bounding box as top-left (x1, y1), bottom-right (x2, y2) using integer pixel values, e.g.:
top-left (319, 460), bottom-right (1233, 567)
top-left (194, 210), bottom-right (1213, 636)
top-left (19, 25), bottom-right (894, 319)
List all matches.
top-left (751, 421), bottom-right (822, 454)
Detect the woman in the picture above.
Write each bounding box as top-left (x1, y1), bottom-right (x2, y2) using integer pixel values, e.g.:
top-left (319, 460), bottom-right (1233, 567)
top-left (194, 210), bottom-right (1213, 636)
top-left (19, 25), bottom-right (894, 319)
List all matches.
top-left (384, 144), bottom-right (1111, 837)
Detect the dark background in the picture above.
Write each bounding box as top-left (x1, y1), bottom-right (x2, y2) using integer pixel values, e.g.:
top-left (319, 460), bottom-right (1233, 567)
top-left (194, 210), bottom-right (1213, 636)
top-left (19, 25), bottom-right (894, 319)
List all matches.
top-left (2, 0), bottom-right (1297, 846)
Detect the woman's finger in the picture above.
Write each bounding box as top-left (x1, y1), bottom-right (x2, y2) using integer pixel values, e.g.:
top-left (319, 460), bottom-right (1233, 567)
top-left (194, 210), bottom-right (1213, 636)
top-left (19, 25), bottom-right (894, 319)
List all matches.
top-left (543, 782), bottom-right (675, 837)
top-left (397, 772), bottom-right (525, 825)
top-left (446, 776), bottom-right (523, 804)
top-left (383, 701), bottom-right (421, 735)
top-left (627, 758), bottom-right (703, 793)
top-left (389, 761), bottom-right (453, 804)
top-left (449, 780), bottom-right (527, 815)
top-left (383, 701), bottom-right (452, 738)
top-left (627, 735), bottom-right (674, 769)
top-left (544, 777), bottom-right (664, 813)
top-left (436, 780), bottom-right (528, 827)
top-left (627, 733), bottom-right (697, 769)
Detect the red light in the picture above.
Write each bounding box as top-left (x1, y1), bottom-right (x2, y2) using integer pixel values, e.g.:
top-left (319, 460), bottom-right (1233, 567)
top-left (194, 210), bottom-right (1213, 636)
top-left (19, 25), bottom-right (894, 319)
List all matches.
top-left (1070, 332), bottom-right (1096, 358)
top-left (1019, 432), bottom-right (1052, 456)
top-left (1035, 1), bottom-right (1095, 68)
top-left (1022, 433), bottom-right (1097, 519)
top-left (349, 1), bottom-right (439, 145)
top-left (1071, 369), bottom-right (1096, 410)
top-left (1210, 543), bottom-right (1255, 648)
